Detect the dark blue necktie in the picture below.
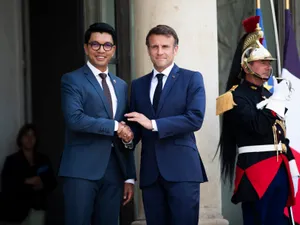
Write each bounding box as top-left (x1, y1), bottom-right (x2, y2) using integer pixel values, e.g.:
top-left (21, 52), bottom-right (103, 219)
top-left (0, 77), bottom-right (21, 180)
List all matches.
top-left (153, 73), bottom-right (164, 112)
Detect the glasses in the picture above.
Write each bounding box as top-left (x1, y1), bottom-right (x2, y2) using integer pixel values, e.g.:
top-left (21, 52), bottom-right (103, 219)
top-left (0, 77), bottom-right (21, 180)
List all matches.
top-left (88, 41), bottom-right (114, 51)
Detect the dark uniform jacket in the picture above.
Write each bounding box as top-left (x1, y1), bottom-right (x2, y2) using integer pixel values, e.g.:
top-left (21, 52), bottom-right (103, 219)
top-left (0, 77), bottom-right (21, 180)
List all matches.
top-left (225, 80), bottom-right (295, 205)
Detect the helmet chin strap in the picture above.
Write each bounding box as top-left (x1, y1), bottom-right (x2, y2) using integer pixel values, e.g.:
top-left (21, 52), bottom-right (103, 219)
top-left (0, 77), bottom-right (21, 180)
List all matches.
top-left (244, 62), bottom-right (272, 82)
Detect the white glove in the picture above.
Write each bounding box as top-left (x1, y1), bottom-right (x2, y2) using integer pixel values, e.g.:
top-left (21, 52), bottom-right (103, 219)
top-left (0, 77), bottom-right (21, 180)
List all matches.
top-left (256, 98), bottom-right (269, 109)
top-left (265, 77), bottom-right (292, 118)
top-left (270, 77), bottom-right (292, 101)
top-left (292, 176), bottom-right (299, 197)
top-left (265, 99), bottom-right (286, 118)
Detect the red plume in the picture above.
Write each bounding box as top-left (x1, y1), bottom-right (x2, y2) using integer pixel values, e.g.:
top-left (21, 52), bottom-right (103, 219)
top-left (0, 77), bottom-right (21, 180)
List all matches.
top-left (242, 16), bottom-right (260, 33)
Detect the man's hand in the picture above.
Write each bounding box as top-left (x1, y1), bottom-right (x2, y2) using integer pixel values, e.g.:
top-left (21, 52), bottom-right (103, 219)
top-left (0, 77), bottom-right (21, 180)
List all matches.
top-left (123, 183), bottom-right (134, 206)
top-left (125, 112), bottom-right (153, 130)
top-left (271, 77), bottom-right (293, 101)
top-left (25, 176), bottom-right (43, 190)
top-left (117, 122), bottom-right (134, 143)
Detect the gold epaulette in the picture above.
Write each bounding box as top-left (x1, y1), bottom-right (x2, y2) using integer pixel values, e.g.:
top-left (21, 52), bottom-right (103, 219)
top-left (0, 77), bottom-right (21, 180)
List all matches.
top-left (216, 85), bottom-right (238, 116)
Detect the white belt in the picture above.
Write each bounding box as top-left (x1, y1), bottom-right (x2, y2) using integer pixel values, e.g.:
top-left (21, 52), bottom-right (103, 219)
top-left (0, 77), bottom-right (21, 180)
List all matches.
top-left (238, 144), bottom-right (283, 154)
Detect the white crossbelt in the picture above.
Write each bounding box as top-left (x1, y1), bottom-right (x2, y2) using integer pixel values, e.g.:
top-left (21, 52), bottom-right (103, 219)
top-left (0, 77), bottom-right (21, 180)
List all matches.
top-left (238, 144), bottom-right (283, 154)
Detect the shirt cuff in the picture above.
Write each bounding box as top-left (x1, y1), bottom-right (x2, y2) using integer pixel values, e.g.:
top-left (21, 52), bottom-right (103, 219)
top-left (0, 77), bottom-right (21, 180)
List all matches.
top-left (151, 120), bottom-right (158, 131)
top-left (114, 121), bottom-right (119, 131)
top-left (125, 179), bottom-right (135, 184)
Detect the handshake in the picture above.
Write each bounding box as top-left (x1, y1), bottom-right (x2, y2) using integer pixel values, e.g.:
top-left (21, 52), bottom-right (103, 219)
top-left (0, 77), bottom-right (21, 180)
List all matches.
top-left (117, 122), bottom-right (134, 143)
top-left (116, 111), bottom-right (153, 144)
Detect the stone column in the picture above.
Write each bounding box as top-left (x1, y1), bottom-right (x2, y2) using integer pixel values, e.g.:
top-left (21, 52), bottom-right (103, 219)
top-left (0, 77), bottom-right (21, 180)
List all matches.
top-left (131, 0), bottom-right (228, 224)
top-left (0, 0), bottom-right (25, 175)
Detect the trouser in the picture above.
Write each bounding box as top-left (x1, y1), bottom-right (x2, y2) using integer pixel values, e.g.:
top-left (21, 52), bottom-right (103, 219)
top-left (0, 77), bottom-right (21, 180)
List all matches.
top-left (142, 175), bottom-right (200, 225)
top-left (242, 164), bottom-right (289, 225)
top-left (63, 150), bottom-right (124, 225)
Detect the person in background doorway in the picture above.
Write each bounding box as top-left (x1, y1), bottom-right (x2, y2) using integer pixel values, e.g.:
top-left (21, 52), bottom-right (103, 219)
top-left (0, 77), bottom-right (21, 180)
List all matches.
top-left (0, 123), bottom-right (57, 225)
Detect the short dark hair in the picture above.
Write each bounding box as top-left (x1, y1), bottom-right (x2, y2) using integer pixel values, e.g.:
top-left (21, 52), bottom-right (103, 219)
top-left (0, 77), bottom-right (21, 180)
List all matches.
top-left (145, 25), bottom-right (179, 47)
top-left (84, 22), bottom-right (117, 45)
top-left (16, 123), bottom-right (38, 149)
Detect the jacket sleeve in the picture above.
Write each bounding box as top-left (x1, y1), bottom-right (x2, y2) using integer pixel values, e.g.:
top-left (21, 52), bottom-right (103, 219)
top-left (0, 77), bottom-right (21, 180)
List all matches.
top-left (129, 80), bottom-right (143, 145)
top-left (230, 94), bottom-right (277, 136)
top-left (125, 151), bottom-right (136, 180)
top-left (156, 72), bottom-right (206, 139)
top-left (61, 74), bottom-right (115, 136)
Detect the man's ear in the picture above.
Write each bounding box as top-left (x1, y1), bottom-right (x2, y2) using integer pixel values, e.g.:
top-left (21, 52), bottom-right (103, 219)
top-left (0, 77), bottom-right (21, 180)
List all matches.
top-left (242, 65), bottom-right (250, 74)
top-left (174, 45), bottom-right (178, 55)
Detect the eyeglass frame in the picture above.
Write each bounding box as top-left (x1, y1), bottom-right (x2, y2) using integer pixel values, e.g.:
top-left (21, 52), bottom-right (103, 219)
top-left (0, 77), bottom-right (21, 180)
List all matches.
top-left (88, 41), bottom-right (115, 51)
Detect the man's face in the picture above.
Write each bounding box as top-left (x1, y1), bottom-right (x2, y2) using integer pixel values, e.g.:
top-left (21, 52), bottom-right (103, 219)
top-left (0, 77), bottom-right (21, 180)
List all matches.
top-left (249, 60), bottom-right (272, 80)
top-left (244, 60), bottom-right (273, 86)
top-left (84, 32), bottom-right (116, 72)
top-left (147, 34), bottom-right (178, 72)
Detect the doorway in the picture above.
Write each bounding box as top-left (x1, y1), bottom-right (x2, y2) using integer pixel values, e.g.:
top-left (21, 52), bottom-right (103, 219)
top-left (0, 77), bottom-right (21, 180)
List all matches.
top-left (27, 0), bottom-right (85, 224)
top-left (25, 0), bottom-right (133, 224)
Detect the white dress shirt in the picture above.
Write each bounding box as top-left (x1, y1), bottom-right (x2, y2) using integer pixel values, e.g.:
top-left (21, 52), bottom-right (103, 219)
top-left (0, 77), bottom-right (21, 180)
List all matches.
top-left (87, 62), bottom-right (118, 120)
top-left (150, 63), bottom-right (174, 131)
top-left (87, 61), bottom-right (134, 184)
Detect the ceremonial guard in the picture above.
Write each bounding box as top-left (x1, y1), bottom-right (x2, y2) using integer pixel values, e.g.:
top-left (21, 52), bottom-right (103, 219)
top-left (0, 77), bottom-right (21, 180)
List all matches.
top-left (217, 16), bottom-right (299, 225)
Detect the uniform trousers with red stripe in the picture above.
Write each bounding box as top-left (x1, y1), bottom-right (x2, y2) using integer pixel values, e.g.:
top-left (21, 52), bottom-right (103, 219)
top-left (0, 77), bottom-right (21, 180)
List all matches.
top-left (241, 163), bottom-right (289, 225)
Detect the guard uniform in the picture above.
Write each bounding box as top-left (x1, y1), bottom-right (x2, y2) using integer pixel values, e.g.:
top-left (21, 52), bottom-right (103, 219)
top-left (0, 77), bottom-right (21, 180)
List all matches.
top-left (217, 16), bottom-right (299, 225)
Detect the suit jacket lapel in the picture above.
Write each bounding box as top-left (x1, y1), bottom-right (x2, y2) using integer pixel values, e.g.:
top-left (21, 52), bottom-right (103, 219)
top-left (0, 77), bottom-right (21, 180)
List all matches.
top-left (83, 65), bottom-right (112, 118)
top-left (156, 64), bottom-right (180, 116)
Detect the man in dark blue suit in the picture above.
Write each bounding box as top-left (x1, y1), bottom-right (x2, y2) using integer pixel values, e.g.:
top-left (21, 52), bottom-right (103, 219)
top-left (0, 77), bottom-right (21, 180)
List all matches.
top-left (59, 23), bottom-right (136, 225)
top-left (125, 25), bottom-right (207, 225)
